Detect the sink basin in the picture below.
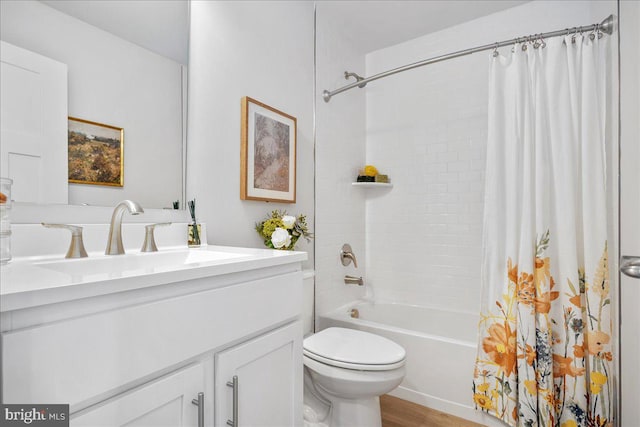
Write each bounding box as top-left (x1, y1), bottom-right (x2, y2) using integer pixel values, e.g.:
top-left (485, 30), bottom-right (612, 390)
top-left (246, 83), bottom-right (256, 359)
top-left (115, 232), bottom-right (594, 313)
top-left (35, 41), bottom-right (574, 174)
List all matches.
top-left (34, 249), bottom-right (249, 277)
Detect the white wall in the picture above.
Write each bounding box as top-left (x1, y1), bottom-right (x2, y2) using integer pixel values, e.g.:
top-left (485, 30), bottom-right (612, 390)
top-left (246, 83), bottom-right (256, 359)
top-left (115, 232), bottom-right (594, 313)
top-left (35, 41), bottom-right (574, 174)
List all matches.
top-left (187, 1), bottom-right (315, 269)
top-left (619, 0), bottom-right (640, 423)
top-left (0, 0), bottom-right (183, 210)
top-left (364, 0), bottom-right (617, 314)
top-left (314, 4), bottom-right (368, 321)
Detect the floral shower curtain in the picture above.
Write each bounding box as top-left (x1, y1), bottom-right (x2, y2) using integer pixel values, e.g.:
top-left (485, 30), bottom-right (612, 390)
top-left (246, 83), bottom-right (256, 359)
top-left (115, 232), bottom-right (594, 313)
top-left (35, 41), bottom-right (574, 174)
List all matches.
top-left (473, 34), bottom-right (613, 427)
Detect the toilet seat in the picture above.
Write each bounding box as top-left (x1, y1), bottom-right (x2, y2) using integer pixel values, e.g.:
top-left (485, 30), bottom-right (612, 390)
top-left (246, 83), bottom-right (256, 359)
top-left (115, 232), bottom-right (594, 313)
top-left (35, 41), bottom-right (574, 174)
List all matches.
top-left (303, 327), bottom-right (406, 371)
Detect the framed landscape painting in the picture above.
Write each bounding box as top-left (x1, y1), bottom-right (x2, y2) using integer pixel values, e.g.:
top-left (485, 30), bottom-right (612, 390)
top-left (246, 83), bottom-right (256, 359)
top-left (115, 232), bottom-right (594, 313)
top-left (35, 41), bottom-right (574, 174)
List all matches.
top-left (68, 117), bottom-right (123, 187)
top-left (241, 97), bottom-right (296, 203)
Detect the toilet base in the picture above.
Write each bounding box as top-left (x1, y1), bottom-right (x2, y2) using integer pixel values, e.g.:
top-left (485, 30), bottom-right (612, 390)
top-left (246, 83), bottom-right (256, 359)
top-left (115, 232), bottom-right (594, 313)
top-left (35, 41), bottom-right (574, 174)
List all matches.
top-left (329, 395), bottom-right (382, 427)
top-left (304, 367), bottom-right (384, 427)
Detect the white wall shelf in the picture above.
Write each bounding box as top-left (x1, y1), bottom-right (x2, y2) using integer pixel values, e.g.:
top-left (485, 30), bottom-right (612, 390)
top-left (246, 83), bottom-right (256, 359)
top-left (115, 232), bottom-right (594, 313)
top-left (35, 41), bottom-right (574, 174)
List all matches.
top-left (351, 182), bottom-right (393, 189)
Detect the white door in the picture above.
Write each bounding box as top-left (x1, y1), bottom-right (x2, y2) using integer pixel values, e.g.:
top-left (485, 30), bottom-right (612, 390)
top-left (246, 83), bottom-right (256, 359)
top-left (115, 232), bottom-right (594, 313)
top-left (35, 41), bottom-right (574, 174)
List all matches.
top-left (72, 363), bottom-right (205, 427)
top-left (0, 40), bottom-right (68, 203)
top-left (619, 2), bottom-right (640, 425)
top-left (215, 322), bottom-right (303, 427)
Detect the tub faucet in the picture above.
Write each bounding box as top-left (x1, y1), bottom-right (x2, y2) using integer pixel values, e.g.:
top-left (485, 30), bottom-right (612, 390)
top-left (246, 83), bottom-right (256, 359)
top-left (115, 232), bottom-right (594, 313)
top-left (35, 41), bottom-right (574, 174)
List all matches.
top-left (106, 200), bottom-right (144, 255)
top-left (340, 243), bottom-right (358, 268)
top-left (344, 275), bottom-right (364, 286)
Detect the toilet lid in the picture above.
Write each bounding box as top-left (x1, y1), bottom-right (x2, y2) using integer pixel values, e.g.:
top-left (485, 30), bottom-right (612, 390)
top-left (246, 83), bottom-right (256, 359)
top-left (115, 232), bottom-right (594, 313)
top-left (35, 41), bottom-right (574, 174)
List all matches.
top-left (303, 327), bottom-right (406, 368)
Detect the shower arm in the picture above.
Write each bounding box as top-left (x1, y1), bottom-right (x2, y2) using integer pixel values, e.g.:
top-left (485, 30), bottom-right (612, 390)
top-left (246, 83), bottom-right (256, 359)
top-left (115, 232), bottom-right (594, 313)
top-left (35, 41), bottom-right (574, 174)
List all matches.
top-left (322, 14), bottom-right (615, 102)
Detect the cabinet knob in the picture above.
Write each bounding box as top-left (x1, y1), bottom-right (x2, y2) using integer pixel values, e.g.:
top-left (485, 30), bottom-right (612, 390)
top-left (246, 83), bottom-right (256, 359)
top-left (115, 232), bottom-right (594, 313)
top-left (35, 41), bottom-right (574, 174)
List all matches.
top-left (226, 375), bottom-right (238, 427)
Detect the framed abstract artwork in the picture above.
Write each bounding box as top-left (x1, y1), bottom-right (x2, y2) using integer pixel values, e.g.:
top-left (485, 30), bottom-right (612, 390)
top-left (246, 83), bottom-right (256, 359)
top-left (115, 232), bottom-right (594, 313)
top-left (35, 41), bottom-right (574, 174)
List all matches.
top-left (240, 97), bottom-right (296, 203)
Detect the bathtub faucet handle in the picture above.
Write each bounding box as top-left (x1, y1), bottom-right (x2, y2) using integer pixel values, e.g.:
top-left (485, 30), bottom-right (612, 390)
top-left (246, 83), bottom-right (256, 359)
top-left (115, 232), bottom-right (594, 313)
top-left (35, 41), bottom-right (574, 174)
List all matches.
top-left (344, 275), bottom-right (364, 286)
top-left (340, 243), bottom-right (358, 268)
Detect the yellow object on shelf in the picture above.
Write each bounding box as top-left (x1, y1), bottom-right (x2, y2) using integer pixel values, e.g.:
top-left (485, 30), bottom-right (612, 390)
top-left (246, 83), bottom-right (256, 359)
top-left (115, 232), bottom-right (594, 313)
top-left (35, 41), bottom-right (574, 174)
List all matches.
top-left (363, 165), bottom-right (378, 177)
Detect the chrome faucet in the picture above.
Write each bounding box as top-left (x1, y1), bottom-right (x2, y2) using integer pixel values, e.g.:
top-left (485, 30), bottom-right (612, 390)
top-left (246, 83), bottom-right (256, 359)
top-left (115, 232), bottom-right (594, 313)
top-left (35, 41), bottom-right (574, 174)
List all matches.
top-left (106, 200), bottom-right (144, 255)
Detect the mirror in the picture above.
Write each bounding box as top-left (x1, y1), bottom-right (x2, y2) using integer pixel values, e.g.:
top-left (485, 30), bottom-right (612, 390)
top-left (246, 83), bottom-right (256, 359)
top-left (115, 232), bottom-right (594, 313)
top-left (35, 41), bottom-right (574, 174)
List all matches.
top-left (0, 0), bottom-right (189, 209)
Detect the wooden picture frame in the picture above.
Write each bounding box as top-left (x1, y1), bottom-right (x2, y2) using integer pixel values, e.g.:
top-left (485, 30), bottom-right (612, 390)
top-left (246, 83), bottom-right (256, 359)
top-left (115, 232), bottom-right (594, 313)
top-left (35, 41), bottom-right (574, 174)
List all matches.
top-left (241, 97), bottom-right (296, 203)
top-left (68, 116), bottom-right (124, 187)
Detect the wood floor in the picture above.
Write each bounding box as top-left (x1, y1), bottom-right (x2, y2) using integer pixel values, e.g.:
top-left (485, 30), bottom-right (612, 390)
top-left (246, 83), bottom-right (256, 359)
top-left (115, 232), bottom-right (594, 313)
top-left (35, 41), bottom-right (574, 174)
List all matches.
top-left (380, 395), bottom-right (486, 427)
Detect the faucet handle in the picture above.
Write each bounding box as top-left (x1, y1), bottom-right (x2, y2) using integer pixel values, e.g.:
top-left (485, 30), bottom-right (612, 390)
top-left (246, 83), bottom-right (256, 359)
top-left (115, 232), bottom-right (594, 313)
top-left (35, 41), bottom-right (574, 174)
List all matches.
top-left (340, 243), bottom-right (358, 268)
top-left (42, 223), bottom-right (88, 258)
top-left (141, 222), bottom-right (171, 252)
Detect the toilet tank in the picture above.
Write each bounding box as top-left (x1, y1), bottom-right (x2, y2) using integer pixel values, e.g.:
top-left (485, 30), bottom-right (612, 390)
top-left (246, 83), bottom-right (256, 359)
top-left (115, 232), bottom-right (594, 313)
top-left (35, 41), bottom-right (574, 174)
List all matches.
top-left (302, 270), bottom-right (315, 336)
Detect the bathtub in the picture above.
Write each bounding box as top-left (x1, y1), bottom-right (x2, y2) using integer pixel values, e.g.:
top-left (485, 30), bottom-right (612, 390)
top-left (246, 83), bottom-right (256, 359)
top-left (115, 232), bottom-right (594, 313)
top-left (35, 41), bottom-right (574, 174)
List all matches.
top-left (319, 301), bottom-right (499, 425)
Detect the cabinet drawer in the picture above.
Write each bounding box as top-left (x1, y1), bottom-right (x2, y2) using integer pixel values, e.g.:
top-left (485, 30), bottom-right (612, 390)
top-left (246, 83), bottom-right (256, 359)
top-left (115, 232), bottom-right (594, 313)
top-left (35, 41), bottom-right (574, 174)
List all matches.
top-left (2, 271), bottom-right (302, 409)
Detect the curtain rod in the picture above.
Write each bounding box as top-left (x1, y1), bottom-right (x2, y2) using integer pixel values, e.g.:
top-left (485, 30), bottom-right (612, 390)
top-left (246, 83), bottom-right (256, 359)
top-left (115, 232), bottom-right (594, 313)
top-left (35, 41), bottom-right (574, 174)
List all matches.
top-left (322, 14), bottom-right (615, 103)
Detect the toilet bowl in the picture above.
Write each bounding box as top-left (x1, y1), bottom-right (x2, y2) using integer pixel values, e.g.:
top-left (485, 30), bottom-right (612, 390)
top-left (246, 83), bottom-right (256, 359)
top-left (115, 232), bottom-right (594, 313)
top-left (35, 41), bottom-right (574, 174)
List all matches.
top-left (303, 327), bottom-right (406, 427)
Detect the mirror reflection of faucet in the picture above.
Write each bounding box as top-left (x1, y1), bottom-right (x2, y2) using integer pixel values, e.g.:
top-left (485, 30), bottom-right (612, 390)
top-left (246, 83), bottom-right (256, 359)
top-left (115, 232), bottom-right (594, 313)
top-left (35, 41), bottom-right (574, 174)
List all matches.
top-left (340, 243), bottom-right (358, 268)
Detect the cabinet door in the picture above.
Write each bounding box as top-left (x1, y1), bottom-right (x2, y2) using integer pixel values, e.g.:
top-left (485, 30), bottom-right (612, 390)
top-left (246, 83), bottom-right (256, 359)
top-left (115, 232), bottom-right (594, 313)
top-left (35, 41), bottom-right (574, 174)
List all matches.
top-left (0, 40), bottom-right (68, 204)
top-left (72, 363), bottom-right (205, 427)
top-left (216, 322), bottom-right (302, 427)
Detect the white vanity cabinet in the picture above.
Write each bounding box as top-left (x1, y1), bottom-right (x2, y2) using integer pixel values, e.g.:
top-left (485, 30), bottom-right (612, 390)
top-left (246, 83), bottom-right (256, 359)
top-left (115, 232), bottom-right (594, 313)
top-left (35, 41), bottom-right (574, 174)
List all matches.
top-left (0, 248), bottom-right (305, 426)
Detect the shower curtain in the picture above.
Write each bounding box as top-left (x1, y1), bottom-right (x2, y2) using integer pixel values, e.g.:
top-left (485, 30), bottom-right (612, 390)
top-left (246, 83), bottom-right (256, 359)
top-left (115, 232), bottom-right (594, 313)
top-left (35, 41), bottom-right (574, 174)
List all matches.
top-left (473, 34), bottom-right (613, 427)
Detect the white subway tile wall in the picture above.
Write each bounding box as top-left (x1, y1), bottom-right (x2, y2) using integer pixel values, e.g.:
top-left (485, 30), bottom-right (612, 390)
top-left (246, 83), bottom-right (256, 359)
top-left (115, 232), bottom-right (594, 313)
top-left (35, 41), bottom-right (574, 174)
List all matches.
top-left (316, 0), bottom-right (613, 319)
top-left (363, 1), bottom-right (603, 314)
top-left (315, 5), bottom-right (368, 322)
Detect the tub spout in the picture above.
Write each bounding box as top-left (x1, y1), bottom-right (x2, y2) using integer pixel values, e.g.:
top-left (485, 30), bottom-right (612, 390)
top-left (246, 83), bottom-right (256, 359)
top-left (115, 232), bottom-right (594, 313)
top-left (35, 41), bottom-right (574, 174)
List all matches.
top-left (106, 200), bottom-right (144, 255)
top-left (344, 275), bottom-right (364, 286)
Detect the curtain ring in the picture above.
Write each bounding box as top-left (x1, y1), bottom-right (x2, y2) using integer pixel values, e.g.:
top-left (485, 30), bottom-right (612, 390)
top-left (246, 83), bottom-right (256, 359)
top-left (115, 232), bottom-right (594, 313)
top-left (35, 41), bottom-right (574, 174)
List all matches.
top-left (492, 42), bottom-right (499, 57)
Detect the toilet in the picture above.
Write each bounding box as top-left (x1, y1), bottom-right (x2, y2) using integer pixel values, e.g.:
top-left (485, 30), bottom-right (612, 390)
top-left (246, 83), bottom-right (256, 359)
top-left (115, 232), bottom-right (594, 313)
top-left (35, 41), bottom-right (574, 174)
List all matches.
top-left (302, 327), bottom-right (406, 427)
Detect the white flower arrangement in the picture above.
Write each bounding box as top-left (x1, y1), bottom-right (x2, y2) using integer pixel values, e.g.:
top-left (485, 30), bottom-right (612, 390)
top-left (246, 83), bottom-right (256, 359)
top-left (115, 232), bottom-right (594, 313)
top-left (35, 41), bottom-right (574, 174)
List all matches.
top-left (255, 210), bottom-right (313, 250)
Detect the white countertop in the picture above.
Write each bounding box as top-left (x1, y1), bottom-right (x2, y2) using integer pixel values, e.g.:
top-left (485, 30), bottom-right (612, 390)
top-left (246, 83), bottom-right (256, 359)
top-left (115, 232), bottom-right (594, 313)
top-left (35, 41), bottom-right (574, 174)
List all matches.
top-left (0, 245), bottom-right (307, 312)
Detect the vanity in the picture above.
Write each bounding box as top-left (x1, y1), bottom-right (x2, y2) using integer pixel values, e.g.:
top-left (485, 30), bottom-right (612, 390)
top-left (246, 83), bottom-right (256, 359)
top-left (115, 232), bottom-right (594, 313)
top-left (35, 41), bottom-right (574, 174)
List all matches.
top-left (0, 244), bottom-right (306, 426)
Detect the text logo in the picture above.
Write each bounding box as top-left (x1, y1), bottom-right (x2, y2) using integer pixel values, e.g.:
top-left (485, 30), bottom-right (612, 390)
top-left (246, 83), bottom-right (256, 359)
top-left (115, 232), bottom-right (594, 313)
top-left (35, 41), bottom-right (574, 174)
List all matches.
top-left (1, 404), bottom-right (69, 426)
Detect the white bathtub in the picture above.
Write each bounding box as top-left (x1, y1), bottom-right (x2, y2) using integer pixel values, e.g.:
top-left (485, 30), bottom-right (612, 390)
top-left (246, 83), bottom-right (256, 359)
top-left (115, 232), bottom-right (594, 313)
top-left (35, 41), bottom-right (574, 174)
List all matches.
top-left (319, 301), bottom-right (499, 425)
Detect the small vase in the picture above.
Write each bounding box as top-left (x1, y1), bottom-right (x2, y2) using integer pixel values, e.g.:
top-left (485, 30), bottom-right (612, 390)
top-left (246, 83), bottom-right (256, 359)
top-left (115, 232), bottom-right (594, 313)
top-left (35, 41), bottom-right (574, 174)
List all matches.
top-left (188, 223), bottom-right (201, 247)
top-left (0, 177), bottom-right (13, 265)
